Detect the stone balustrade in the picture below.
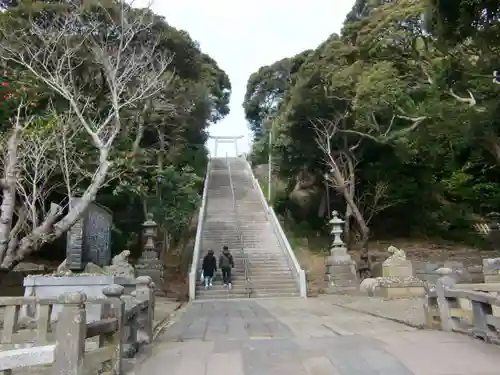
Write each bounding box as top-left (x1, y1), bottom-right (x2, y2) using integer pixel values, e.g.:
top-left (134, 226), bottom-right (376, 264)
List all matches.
top-left (0, 276), bottom-right (154, 375)
top-left (423, 276), bottom-right (500, 344)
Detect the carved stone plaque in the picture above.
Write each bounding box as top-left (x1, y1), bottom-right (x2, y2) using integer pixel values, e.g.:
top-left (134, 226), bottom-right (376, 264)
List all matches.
top-left (66, 199), bottom-right (112, 270)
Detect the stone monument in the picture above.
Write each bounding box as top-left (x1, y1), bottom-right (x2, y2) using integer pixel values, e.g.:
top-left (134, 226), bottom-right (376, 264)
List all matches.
top-left (104, 250), bottom-right (136, 279)
top-left (376, 246), bottom-right (424, 298)
top-left (382, 246), bottom-right (412, 277)
top-left (136, 213), bottom-right (165, 296)
top-left (325, 211), bottom-right (358, 292)
top-left (65, 199), bottom-right (112, 271)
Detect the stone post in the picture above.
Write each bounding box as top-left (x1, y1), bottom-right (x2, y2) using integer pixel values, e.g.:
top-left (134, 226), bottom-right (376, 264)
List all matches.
top-left (135, 276), bottom-right (154, 344)
top-left (102, 284), bottom-right (125, 369)
top-left (53, 292), bottom-right (87, 375)
top-left (435, 276), bottom-right (458, 332)
top-left (325, 211), bottom-right (358, 293)
top-left (135, 213), bottom-right (165, 296)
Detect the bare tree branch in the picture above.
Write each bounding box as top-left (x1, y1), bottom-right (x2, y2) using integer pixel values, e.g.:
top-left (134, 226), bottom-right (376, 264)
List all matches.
top-left (0, 1), bottom-right (174, 269)
top-left (448, 88), bottom-right (476, 107)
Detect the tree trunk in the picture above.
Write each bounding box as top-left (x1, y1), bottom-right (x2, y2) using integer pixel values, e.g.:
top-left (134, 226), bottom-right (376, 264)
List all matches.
top-left (342, 188), bottom-right (371, 279)
top-left (0, 149), bottom-right (112, 270)
top-left (0, 126), bottom-right (22, 264)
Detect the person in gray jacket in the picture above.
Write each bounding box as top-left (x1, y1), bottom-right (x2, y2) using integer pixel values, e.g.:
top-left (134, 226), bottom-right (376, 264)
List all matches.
top-left (219, 245), bottom-right (234, 289)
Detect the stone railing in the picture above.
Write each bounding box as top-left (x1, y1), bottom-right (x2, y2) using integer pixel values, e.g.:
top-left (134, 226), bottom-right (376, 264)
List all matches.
top-left (243, 157), bottom-right (307, 298)
top-left (188, 160), bottom-right (211, 301)
top-left (0, 276), bottom-right (154, 374)
top-left (423, 276), bottom-right (500, 344)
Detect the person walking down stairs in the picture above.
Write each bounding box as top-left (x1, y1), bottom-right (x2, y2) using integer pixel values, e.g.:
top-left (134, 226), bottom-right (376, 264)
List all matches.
top-left (219, 245), bottom-right (234, 289)
top-left (202, 250), bottom-right (217, 289)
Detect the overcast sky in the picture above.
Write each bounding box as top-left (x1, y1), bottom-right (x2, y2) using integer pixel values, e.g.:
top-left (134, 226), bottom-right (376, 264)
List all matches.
top-left (143, 0), bottom-right (355, 156)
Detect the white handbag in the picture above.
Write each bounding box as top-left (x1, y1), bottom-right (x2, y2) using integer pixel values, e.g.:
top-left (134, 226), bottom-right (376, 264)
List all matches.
top-left (200, 270), bottom-right (204, 282)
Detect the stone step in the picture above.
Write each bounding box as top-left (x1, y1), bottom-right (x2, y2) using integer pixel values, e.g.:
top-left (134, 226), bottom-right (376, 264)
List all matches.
top-left (196, 259), bottom-right (290, 268)
top-left (202, 238), bottom-right (280, 243)
top-left (247, 270), bottom-right (295, 277)
top-left (195, 294), bottom-right (250, 300)
top-left (248, 281), bottom-right (297, 289)
top-left (249, 274), bottom-right (294, 281)
top-left (195, 287), bottom-right (248, 295)
top-left (248, 265), bottom-right (291, 271)
top-left (201, 233), bottom-right (277, 238)
top-left (251, 291), bottom-right (300, 298)
top-left (195, 287), bottom-right (299, 299)
top-left (248, 265), bottom-right (291, 270)
top-left (249, 286), bottom-right (299, 293)
top-left (248, 274), bottom-right (296, 280)
top-left (201, 236), bottom-right (278, 240)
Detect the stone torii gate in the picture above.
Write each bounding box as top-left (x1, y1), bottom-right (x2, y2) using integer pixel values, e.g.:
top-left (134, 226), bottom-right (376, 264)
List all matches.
top-left (210, 135), bottom-right (243, 158)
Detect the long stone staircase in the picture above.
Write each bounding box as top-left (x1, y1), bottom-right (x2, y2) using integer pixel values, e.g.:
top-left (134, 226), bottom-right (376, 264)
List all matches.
top-left (194, 157), bottom-right (301, 300)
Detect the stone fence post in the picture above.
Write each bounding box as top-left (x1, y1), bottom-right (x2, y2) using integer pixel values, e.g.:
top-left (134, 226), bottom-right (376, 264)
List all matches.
top-left (53, 292), bottom-right (87, 375)
top-left (101, 284), bottom-right (125, 374)
top-left (435, 276), bottom-right (458, 332)
top-left (135, 276), bottom-right (154, 344)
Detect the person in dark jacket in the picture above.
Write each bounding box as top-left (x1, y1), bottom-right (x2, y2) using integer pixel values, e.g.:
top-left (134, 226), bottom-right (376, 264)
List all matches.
top-left (219, 245), bottom-right (234, 289)
top-left (202, 250), bottom-right (217, 288)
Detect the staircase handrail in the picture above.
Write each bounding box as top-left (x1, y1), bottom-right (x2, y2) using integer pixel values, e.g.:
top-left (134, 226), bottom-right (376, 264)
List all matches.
top-left (242, 157), bottom-right (307, 298)
top-left (188, 159), bottom-right (211, 301)
top-left (226, 155), bottom-right (251, 297)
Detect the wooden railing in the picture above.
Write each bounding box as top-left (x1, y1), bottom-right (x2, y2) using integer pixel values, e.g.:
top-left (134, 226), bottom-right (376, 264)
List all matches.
top-left (0, 276), bottom-right (155, 375)
top-left (423, 276), bottom-right (500, 344)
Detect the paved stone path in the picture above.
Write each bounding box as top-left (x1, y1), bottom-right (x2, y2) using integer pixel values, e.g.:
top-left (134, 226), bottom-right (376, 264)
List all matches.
top-left (131, 298), bottom-right (500, 375)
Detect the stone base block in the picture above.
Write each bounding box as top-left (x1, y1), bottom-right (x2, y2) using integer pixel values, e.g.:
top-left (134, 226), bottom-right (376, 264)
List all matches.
top-left (373, 282), bottom-right (425, 299)
top-left (325, 282), bottom-right (359, 295)
top-left (326, 263), bottom-right (357, 277)
top-left (484, 274), bottom-right (500, 283)
top-left (325, 262), bottom-right (359, 295)
top-left (382, 260), bottom-right (413, 278)
top-left (22, 275), bottom-right (136, 323)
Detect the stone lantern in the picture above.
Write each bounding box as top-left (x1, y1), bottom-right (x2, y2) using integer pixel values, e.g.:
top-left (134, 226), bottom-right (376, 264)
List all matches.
top-left (328, 211), bottom-right (351, 262)
top-left (142, 213), bottom-right (158, 255)
top-left (330, 211), bottom-right (345, 249)
top-left (325, 210), bottom-right (358, 292)
top-left (136, 213), bottom-right (165, 296)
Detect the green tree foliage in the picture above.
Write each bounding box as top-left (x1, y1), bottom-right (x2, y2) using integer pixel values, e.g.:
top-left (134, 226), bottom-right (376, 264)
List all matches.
top-left (243, 0), bottom-right (500, 243)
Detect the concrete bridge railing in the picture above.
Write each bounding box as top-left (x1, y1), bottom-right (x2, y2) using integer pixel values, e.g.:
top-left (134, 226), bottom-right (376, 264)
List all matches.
top-left (424, 276), bottom-right (500, 344)
top-left (188, 159), bottom-right (211, 301)
top-left (0, 276), bottom-right (155, 374)
top-left (242, 157), bottom-right (307, 298)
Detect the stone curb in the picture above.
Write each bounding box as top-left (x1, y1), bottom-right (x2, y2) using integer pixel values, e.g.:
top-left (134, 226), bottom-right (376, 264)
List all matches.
top-left (152, 302), bottom-right (184, 340)
top-left (328, 301), bottom-right (426, 330)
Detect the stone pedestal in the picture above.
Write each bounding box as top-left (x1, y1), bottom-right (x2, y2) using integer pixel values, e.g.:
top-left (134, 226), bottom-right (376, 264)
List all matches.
top-left (378, 249), bottom-right (424, 298)
top-left (325, 258), bottom-right (358, 292)
top-left (382, 259), bottom-right (413, 278)
top-left (373, 278), bottom-right (425, 298)
top-left (483, 258), bottom-right (500, 283)
top-left (136, 250), bottom-right (165, 296)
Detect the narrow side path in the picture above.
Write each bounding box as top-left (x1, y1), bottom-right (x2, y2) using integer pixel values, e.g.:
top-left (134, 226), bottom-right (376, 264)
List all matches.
top-left (131, 298), bottom-right (500, 375)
